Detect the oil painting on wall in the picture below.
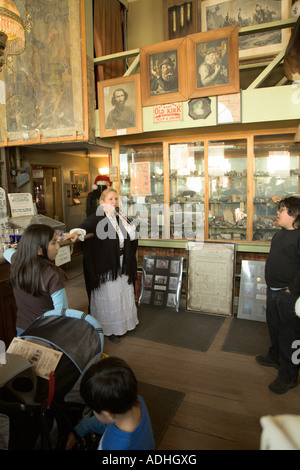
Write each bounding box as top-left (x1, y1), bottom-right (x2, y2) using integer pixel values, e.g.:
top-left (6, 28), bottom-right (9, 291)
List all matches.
top-left (1, 0), bottom-right (85, 145)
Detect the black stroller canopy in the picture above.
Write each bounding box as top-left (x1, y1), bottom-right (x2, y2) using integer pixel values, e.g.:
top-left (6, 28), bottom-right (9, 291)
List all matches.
top-left (0, 309), bottom-right (105, 450)
top-left (21, 309), bottom-right (104, 375)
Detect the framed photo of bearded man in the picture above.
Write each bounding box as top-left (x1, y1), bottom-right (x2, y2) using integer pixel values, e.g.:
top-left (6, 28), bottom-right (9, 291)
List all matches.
top-left (98, 74), bottom-right (143, 138)
top-left (186, 25), bottom-right (240, 99)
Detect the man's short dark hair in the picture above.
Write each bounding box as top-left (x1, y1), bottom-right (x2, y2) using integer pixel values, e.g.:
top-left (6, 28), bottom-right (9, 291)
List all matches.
top-left (111, 88), bottom-right (128, 106)
top-left (279, 196), bottom-right (300, 228)
top-left (80, 356), bottom-right (138, 414)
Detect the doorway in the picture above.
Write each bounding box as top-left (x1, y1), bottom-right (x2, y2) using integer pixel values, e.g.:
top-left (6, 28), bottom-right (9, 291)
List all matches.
top-left (31, 165), bottom-right (63, 222)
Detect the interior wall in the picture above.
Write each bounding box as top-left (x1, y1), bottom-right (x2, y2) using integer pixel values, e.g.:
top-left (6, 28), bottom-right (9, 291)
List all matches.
top-left (19, 148), bottom-right (109, 231)
top-left (127, 0), bottom-right (164, 49)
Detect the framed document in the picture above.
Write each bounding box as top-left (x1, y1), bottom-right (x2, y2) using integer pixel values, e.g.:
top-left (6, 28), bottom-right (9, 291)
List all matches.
top-left (187, 241), bottom-right (235, 316)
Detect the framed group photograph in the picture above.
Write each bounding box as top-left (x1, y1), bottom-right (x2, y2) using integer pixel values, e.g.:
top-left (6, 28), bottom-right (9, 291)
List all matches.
top-left (186, 25), bottom-right (240, 99)
top-left (140, 37), bottom-right (188, 107)
top-left (97, 74), bottom-right (143, 138)
top-left (201, 0), bottom-right (292, 61)
top-left (138, 255), bottom-right (184, 311)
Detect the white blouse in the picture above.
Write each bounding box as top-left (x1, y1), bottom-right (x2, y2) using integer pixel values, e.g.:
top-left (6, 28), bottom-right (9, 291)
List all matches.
top-left (70, 213), bottom-right (136, 248)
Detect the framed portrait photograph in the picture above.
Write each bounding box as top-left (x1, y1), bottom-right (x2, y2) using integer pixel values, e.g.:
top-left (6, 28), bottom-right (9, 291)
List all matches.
top-left (140, 37), bottom-right (188, 107)
top-left (71, 171), bottom-right (90, 197)
top-left (97, 74), bottom-right (143, 138)
top-left (188, 97), bottom-right (212, 119)
top-left (186, 25), bottom-right (240, 99)
top-left (201, 0), bottom-right (292, 60)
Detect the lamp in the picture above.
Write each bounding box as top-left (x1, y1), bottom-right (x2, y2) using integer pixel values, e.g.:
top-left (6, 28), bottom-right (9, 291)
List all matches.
top-left (98, 167), bottom-right (109, 175)
top-left (0, 0), bottom-right (31, 70)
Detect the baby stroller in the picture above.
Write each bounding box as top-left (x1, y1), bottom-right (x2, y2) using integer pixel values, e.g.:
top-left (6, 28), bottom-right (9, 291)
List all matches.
top-left (0, 308), bottom-right (104, 450)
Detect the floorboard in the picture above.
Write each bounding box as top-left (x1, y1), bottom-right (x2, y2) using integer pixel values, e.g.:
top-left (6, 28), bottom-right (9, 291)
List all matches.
top-left (64, 264), bottom-right (300, 450)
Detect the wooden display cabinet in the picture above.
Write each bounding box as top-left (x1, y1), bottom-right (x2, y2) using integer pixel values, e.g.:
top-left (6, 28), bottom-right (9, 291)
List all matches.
top-left (115, 126), bottom-right (300, 246)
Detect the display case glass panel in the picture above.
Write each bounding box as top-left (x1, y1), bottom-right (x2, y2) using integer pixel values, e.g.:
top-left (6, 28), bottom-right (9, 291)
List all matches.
top-left (169, 142), bottom-right (204, 240)
top-left (253, 134), bottom-right (300, 242)
top-left (208, 139), bottom-right (247, 241)
top-left (119, 142), bottom-right (164, 238)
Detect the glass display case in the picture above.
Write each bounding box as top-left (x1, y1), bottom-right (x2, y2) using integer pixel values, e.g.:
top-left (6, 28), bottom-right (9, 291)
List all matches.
top-left (117, 130), bottom-right (300, 244)
top-left (119, 142), bottom-right (164, 238)
top-left (253, 134), bottom-right (300, 242)
top-left (208, 139), bottom-right (248, 241)
top-left (169, 142), bottom-right (205, 239)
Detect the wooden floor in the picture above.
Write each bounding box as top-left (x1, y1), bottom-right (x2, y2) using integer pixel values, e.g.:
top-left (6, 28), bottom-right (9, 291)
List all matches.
top-left (64, 259), bottom-right (300, 451)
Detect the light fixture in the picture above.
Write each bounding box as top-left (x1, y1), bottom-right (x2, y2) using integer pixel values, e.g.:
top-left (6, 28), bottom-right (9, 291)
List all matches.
top-left (99, 167), bottom-right (109, 175)
top-left (0, 0), bottom-right (31, 70)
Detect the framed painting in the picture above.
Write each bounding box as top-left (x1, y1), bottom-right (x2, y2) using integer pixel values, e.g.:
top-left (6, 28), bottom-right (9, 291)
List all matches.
top-left (97, 74), bottom-right (143, 138)
top-left (201, 0), bottom-right (292, 60)
top-left (140, 37), bottom-right (188, 107)
top-left (1, 0), bottom-right (89, 146)
top-left (186, 25), bottom-right (240, 99)
top-left (71, 171), bottom-right (90, 197)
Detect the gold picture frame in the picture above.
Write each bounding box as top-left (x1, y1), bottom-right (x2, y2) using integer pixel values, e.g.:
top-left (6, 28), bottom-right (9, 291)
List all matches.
top-left (97, 74), bottom-right (143, 138)
top-left (186, 25), bottom-right (240, 99)
top-left (201, 0), bottom-right (292, 61)
top-left (140, 37), bottom-right (188, 107)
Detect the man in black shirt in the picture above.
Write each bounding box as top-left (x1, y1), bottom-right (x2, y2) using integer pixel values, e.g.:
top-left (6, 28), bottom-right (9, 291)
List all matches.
top-left (256, 197), bottom-right (300, 394)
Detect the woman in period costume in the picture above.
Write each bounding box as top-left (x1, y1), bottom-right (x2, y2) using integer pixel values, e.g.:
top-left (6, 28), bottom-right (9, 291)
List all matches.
top-left (69, 188), bottom-right (138, 342)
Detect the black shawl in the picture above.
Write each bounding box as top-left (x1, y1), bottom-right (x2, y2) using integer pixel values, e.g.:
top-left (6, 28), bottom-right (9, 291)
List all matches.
top-left (79, 212), bottom-right (138, 300)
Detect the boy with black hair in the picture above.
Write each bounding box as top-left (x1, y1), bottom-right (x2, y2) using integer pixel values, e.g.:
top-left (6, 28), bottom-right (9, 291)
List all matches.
top-left (66, 356), bottom-right (155, 450)
top-left (256, 196), bottom-right (300, 394)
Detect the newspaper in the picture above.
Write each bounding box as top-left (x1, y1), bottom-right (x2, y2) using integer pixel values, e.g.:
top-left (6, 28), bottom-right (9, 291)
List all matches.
top-left (7, 337), bottom-right (62, 380)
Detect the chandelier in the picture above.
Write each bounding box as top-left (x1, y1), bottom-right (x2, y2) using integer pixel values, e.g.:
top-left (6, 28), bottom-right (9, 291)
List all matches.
top-left (0, 0), bottom-right (31, 70)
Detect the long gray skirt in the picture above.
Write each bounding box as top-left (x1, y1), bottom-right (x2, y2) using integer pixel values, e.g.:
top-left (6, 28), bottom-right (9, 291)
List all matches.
top-left (90, 273), bottom-right (138, 336)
